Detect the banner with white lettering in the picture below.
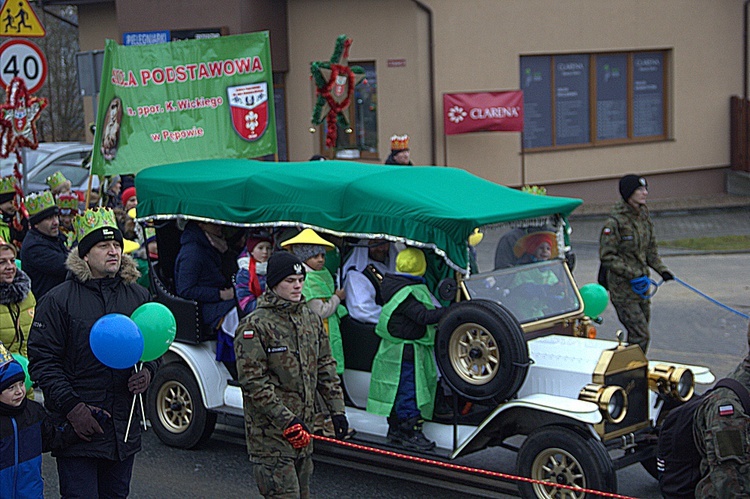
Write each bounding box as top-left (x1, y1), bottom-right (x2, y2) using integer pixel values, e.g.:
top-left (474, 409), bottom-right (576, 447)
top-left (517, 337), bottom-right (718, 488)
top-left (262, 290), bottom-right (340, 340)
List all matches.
top-left (443, 91), bottom-right (524, 135)
top-left (92, 32), bottom-right (276, 176)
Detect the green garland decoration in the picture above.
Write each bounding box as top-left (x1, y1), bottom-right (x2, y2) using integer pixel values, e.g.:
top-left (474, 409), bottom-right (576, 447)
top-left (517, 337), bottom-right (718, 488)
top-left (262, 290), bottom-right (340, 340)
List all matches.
top-left (310, 35), bottom-right (366, 148)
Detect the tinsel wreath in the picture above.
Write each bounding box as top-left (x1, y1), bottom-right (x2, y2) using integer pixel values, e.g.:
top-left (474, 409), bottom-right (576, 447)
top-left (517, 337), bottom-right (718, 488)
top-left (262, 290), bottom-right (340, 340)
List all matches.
top-left (310, 35), bottom-right (366, 148)
top-left (0, 77), bottom-right (46, 232)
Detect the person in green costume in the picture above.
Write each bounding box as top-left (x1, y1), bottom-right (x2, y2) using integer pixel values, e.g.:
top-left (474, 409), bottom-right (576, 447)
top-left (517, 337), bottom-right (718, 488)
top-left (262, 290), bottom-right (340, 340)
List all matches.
top-left (280, 229), bottom-right (347, 372)
top-left (367, 247), bottom-right (447, 451)
top-left (281, 229), bottom-right (349, 438)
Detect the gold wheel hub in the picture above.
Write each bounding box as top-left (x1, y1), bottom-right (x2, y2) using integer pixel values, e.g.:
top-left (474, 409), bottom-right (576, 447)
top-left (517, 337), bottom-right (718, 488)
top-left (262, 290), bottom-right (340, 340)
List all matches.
top-left (156, 380), bottom-right (194, 434)
top-left (531, 447), bottom-right (587, 499)
top-left (448, 322), bottom-right (500, 385)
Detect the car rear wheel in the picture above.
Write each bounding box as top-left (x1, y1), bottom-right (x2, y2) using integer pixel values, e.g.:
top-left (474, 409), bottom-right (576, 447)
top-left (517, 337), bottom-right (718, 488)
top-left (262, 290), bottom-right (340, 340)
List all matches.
top-left (517, 426), bottom-right (617, 499)
top-left (436, 300), bottom-right (528, 403)
top-left (147, 362), bottom-right (217, 449)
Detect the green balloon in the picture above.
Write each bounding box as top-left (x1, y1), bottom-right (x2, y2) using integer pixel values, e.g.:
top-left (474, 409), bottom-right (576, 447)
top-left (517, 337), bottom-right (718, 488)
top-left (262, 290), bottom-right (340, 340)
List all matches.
top-left (11, 353), bottom-right (32, 390)
top-left (579, 283), bottom-right (609, 318)
top-left (132, 302), bottom-right (177, 362)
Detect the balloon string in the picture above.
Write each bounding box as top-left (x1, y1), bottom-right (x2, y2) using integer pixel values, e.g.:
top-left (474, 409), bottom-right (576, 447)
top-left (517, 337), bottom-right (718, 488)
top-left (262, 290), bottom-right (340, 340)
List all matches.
top-left (124, 363), bottom-right (148, 442)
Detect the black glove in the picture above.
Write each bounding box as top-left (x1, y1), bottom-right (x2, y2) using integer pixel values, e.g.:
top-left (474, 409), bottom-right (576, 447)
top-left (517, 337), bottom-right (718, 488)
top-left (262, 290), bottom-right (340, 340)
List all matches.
top-left (67, 402), bottom-right (106, 442)
top-left (128, 368), bottom-right (151, 394)
top-left (331, 414), bottom-right (349, 440)
top-left (283, 417), bottom-right (311, 449)
top-left (661, 271), bottom-right (675, 282)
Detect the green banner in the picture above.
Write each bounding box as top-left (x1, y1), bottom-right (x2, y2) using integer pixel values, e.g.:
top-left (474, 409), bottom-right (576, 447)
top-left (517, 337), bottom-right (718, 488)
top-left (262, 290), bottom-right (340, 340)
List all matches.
top-left (92, 32), bottom-right (276, 176)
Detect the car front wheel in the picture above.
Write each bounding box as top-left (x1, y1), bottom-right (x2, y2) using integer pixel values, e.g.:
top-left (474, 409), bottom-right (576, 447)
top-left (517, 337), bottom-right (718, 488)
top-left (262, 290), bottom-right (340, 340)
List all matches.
top-left (516, 426), bottom-right (617, 499)
top-left (147, 362), bottom-right (217, 449)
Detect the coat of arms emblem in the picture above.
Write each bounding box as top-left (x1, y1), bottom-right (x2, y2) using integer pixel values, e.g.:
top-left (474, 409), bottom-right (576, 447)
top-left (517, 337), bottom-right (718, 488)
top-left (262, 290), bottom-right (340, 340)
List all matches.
top-left (227, 83), bottom-right (269, 141)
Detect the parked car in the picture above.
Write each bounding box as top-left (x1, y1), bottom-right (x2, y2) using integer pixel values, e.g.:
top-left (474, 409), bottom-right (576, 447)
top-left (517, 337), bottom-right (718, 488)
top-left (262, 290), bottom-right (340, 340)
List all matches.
top-left (136, 159), bottom-right (713, 499)
top-left (0, 142), bottom-right (92, 193)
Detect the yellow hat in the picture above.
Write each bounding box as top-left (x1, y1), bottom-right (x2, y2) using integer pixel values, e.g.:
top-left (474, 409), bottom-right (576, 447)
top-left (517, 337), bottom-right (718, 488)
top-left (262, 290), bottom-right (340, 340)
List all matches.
top-left (280, 228), bottom-right (334, 249)
top-left (123, 239), bottom-right (140, 254)
top-left (396, 248), bottom-right (426, 277)
top-left (468, 228), bottom-right (484, 247)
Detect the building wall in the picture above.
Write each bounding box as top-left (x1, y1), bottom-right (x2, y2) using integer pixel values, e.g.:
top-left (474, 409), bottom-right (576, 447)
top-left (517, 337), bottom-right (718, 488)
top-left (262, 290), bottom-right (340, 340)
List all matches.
top-left (286, 0), bottom-right (743, 201)
top-left (434, 0), bottom-right (742, 198)
top-left (286, 0), bottom-right (432, 165)
top-left (75, 0), bottom-right (745, 202)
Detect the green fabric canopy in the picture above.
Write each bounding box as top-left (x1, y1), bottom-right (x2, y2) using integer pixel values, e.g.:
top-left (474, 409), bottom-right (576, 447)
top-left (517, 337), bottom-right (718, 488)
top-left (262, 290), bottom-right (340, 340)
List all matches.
top-left (135, 159), bottom-right (582, 272)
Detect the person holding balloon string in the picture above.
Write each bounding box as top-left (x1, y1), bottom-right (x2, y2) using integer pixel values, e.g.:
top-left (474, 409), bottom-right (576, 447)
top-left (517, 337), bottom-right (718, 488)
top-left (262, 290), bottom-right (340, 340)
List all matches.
top-left (27, 207), bottom-right (158, 499)
top-left (0, 342), bottom-right (81, 498)
top-left (0, 236), bottom-right (35, 398)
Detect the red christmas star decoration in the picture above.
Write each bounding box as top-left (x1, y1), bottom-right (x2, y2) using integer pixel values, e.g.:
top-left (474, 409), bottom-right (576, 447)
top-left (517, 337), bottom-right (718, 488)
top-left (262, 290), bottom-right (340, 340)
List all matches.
top-left (0, 77), bottom-right (47, 158)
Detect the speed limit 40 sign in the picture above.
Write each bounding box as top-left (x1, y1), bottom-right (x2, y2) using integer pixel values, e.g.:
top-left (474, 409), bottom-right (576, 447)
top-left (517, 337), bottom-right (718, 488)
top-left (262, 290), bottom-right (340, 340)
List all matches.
top-left (0, 39), bottom-right (47, 93)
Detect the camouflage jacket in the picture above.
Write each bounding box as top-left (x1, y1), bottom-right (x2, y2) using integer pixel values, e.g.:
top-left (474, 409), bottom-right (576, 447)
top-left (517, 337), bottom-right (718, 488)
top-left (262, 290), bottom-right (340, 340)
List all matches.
top-left (693, 360), bottom-right (750, 498)
top-left (234, 290), bottom-right (345, 458)
top-left (599, 200), bottom-right (669, 302)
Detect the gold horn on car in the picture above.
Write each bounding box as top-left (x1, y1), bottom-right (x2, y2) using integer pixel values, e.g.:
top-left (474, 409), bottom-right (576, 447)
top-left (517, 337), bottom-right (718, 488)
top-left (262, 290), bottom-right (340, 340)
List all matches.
top-left (648, 364), bottom-right (694, 402)
top-left (579, 383), bottom-right (628, 424)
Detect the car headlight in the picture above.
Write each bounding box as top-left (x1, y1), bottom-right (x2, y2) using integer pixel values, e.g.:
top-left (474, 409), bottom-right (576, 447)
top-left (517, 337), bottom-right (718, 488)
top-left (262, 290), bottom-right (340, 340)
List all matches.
top-left (579, 383), bottom-right (628, 424)
top-left (648, 364), bottom-right (694, 402)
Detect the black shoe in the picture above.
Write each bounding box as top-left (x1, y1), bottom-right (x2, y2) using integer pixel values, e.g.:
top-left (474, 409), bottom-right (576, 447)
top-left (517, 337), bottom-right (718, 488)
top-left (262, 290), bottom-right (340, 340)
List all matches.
top-left (388, 417), bottom-right (435, 452)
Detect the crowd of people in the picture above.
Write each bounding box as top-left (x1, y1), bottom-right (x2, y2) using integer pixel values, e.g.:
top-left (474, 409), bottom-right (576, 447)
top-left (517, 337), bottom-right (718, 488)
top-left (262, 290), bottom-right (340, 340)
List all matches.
top-left (1, 156), bottom-right (747, 499)
top-left (0, 169), bottom-right (156, 498)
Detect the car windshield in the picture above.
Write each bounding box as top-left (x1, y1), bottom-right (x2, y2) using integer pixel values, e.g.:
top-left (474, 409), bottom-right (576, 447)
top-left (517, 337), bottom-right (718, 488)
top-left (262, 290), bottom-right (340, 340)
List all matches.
top-left (28, 161), bottom-right (90, 186)
top-left (463, 259), bottom-right (581, 323)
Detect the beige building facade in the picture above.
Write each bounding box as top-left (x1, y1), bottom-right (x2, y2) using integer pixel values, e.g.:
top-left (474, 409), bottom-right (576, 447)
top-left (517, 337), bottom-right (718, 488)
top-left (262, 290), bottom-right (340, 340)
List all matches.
top-left (62, 0), bottom-right (746, 202)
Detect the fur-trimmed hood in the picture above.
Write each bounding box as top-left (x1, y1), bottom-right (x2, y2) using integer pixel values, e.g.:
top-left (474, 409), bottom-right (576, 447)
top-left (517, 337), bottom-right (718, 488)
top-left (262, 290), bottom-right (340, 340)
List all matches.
top-left (65, 247), bottom-right (141, 284)
top-left (0, 268), bottom-right (31, 305)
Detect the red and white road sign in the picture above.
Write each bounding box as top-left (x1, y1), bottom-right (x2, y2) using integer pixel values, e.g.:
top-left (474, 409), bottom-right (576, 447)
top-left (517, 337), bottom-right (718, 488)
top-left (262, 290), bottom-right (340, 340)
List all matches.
top-left (0, 39), bottom-right (47, 93)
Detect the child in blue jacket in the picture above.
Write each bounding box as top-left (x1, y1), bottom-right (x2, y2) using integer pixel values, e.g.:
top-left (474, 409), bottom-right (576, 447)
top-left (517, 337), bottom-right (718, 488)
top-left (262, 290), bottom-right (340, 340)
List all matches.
top-left (0, 346), bottom-right (77, 498)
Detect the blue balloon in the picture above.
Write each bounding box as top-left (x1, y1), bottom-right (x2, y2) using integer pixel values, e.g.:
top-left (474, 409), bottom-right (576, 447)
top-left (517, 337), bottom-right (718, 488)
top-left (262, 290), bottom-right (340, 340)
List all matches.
top-left (89, 313), bottom-right (144, 369)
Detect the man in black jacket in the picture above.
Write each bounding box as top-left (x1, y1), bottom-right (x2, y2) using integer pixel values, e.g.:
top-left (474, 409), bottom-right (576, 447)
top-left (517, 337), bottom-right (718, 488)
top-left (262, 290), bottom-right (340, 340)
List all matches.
top-left (19, 190), bottom-right (68, 298)
top-left (27, 207), bottom-right (155, 498)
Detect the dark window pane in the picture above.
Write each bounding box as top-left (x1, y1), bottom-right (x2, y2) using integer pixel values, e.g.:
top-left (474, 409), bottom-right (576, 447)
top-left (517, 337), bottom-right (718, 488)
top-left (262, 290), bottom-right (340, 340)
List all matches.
top-left (596, 54), bottom-right (628, 140)
top-left (555, 54), bottom-right (590, 145)
top-left (521, 56), bottom-right (553, 148)
top-left (632, 52), bottom-right (664, 137)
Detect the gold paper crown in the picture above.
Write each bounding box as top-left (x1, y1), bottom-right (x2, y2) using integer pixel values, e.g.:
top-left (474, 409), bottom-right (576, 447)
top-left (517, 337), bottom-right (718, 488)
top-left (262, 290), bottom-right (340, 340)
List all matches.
top-left (56, 193), bottom-right (79, 213)
top-left (0, 175), bottom-right (17, 195)
top-left (73, 207), bottom-right (118, 244)
top-left (26, 190), bottom-right (56, 217)
top-left (46, 171), bottom-right (68, 191)
top-left (390, 134), bottom-right (409, 151)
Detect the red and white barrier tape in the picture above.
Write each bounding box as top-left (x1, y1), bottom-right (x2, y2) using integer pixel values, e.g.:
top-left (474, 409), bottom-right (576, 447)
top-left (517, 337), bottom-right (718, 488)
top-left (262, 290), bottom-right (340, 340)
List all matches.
top-left (312, 434), bottom-right (637, 499)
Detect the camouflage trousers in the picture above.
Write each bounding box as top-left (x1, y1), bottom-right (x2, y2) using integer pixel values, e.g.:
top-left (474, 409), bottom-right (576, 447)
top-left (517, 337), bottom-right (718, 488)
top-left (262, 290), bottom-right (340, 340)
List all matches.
top-left (612, 298), bottom-right (651, 354)
top-left (252, 454), bottom-right (314, 498)
top-left (694, 396), bottom-right (750, 497)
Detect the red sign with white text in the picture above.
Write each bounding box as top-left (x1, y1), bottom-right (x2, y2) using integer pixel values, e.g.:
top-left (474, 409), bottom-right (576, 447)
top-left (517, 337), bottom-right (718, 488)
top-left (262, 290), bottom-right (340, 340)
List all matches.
top-left (443, 91), bottom-right (524, 135)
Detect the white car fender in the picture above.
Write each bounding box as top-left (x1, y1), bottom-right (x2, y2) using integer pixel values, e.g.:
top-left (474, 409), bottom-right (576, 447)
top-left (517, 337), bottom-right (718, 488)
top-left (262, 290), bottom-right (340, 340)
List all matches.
top-left (167, 341), bottom-right (229, 409)
top-left (451, 393), bottom-right (602, 458)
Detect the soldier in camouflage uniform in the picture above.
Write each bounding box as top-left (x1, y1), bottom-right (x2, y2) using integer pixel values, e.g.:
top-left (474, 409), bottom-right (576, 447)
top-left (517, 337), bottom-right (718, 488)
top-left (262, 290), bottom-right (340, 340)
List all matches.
top-left (693, 324), bottom-right (750, 497)
top-left (599, 174), bottom-right (673, 353)
top-left (234, 251), bottom-right (348, 498)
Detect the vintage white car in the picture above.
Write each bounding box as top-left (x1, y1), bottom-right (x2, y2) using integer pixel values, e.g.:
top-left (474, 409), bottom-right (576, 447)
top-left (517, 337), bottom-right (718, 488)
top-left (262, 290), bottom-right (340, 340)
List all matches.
top-left (136, 159), bottom-right (712, 499)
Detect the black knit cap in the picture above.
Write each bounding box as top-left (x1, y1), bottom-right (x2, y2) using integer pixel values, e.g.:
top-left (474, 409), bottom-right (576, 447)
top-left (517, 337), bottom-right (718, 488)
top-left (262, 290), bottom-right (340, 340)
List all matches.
top-left (77, 226), bottom-right (124, 258)
top-left (619, 174), bottom-right (648, 201)
top-left (266, 251), bottom-right (306, 290)
top-left (29, 206), bottom-right (59, 226)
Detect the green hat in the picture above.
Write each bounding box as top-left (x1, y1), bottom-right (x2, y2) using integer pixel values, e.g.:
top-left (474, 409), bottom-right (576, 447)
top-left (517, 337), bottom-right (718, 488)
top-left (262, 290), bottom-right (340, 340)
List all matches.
top-left (26, 190), bottom-right (58, 225)
top-left (0, 176), bottom-right (16, 195)
top-left (73, 207), bottom-right (123, 257)
top-left (46, 171), bottom-right (68, 191)
top-left (0, 176), bottom-right (17, 204)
